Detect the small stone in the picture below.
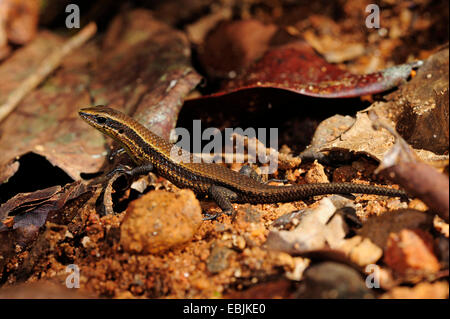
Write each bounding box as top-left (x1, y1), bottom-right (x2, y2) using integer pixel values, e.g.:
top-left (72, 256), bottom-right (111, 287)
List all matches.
top-left (338, 235), bottom-right (383, 266)
top-left (65, 230), bottom-right (74, 239)
top-left (206, 245), bottom-right (234, 273)
top-left (294, 262), bottom-right (374, 299)
top-left (192, 277), bottom-right (210, 290)
top-left (384, 229), bottom-right (440, 275)
top-left (305, 161), bottom-right (329, 183)
top-left (120, 190), bottom-right (202, 254)
top-left (357, 209), bottom-right (433, 248)
top-left (81, 236), bottom-right (91, 248)
top-left (408, 199), bottom-right (428, 211)
top-left (350, 237), bottom-right (383, 266)
top-left (323, 213), bottom-right (348, 248)
top-left (232, 235), bottom-right (246, 250)
top-left (332, 165), bottom-right (357, 182)
top-left (266, 198), bottom-right (337, 253)
top-left (433, 215), bottom-right (449, 237)
top-left (285, 257), bottom-right (310, 281)
top-left (338, 235), bottom-right (363, 254)
top-left (273, 251), bottom-right (295, 269)
top-left (243, 206), bottom-right (261, 223)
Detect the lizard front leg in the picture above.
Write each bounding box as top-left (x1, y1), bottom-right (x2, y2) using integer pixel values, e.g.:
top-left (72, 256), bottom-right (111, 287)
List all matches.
top-left (203, 185), bottom-right (238, 220)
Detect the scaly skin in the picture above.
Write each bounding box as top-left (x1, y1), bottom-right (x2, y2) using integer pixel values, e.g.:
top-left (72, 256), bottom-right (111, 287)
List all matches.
top-left (79, 106), bottom-right (407, 216)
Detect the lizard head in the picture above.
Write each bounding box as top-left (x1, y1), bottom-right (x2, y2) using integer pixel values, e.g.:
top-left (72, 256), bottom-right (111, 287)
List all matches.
top-left (78, 105), bottom-right (131, 140)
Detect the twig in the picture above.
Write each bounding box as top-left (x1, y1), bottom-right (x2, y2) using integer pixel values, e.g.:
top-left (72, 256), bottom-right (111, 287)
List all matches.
top-left (0, 22), bottom-right (97, 123)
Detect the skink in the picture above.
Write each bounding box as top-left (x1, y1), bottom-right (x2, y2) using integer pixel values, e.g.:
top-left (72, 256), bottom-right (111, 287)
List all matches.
top-left (79, 106), bottom-right (407, 217)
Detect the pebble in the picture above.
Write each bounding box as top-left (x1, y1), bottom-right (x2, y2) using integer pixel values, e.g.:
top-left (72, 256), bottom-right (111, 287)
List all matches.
top-left (350, 237), bottom-right (382, 266)
top-left (338, 235), bottom-right (383, 266)
top-left (206, 245), bottom-right (234, 273)
top-left (232, 235), bottom-right (246, 250)
top-left (305, 161), bottom-right (329, 183)
top-left (384, 229), bottom-right (440, 275)
top-left (294, 262), bottom-right (374, 299)
top-left (357, 209), bottom-right (433, 247)
top-left (267, 198), bottom-right (353, 253)
top-left (81, 236), bottom-right (91, 248)
top-left (120, 190), bottom-right (202, 254)
top-left (332, 165), bottom-right (357, 182)
top-left (285, 257), bottom-right (310, 281)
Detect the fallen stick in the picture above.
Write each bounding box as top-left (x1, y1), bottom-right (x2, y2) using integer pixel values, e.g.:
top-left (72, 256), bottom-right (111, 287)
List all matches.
top-left (0, 22), bottom-right (97, 123)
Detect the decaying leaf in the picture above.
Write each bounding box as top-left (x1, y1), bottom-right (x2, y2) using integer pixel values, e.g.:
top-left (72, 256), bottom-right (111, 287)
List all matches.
top-left (316, 111), bottom-right (448, 165)
top-left (303, 30), bottom-right (365, 64)
top-left (0, 181), bottom-right (89, 232)
top-left (0, 185), bottom-right (61, 223)
top-left (193, 41), bottom-right (420, 100)
top-left (0, 31), bottom-right (99, 183)
top-left (315, 49), bottom-right (449, 164)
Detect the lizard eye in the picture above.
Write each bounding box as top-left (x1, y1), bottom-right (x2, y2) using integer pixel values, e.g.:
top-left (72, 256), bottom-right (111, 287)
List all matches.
top-left (96, 117), bottom-right (107, 124)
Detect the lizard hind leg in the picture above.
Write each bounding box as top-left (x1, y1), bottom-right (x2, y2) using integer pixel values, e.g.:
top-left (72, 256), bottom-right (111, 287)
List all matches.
top-left (204, 185), bottom-right (238, 220)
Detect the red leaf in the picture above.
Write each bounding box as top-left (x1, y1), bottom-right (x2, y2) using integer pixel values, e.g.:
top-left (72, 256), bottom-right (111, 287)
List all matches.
top-left (197, 42), bottom-right (421, 99)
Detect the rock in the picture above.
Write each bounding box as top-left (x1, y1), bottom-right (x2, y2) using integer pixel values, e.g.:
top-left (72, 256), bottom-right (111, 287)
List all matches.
top-left (206, 245), bottom-right (234, 273)
top-left (323, 213), bottom-right (348, 248)
top-left (242, 206), bottom-right (261, 223)
top-left (285, 257), bottom-right (310, 281)
top-left (232, 235), bottom-right (246, 250)
top-left (384, 229), bottom-right (440, 276)
top-left (120, 190), bottom-right (202, 254)
top-left (266, 197), bottom-right (357, 254)
top-left (305, 161), bottom-right (329, 183)
top-left (338, 235), bottom-right (383, 266)
top-left (381, 281), bottom-right (449, 299)
top-left (348, 237), bottom-right (383, 266)
top-left (266, 198), bottom-right (338, 253)
top-left (357, 209), bottom-right (433, 248)
top-left (332, 165), bottom-right (358, 182)
top-left (294, 262), bottom-right (374, 299)
top-left (271, 209), bottom-right (304, 229)
top-left (433, 215), bottom-right (449, 237)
